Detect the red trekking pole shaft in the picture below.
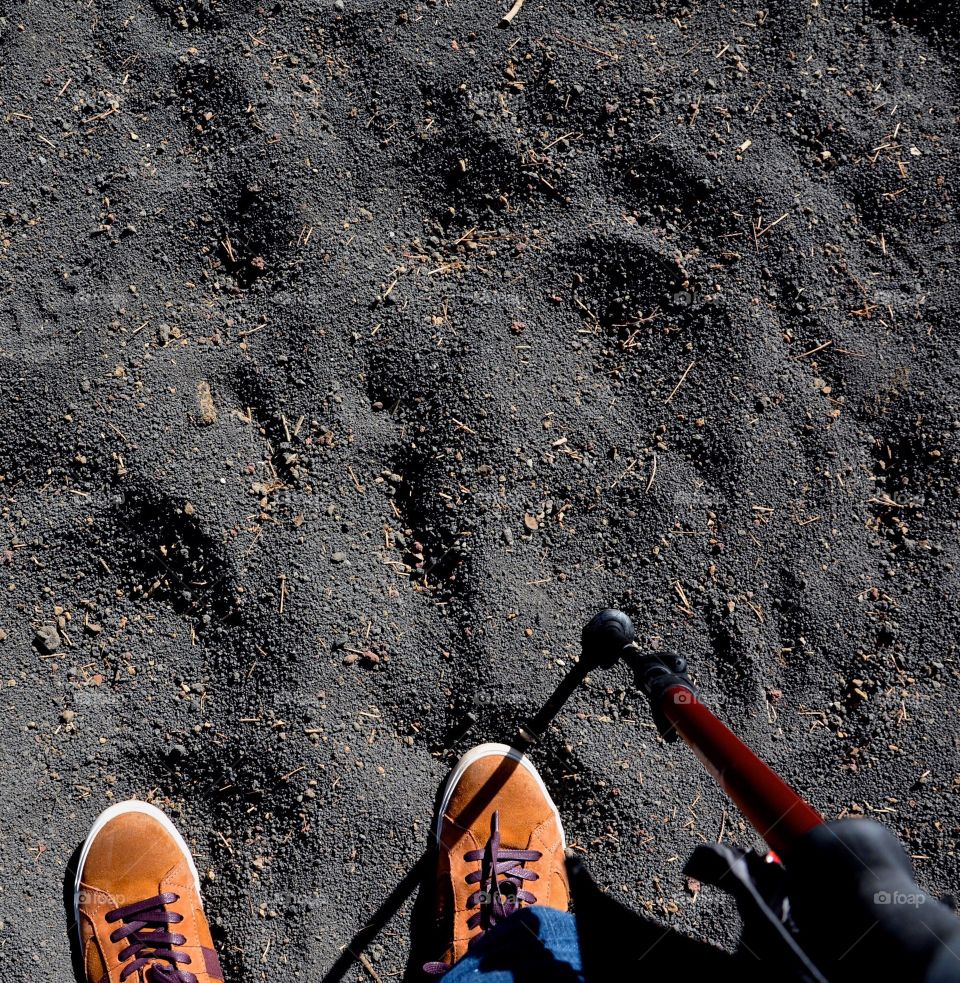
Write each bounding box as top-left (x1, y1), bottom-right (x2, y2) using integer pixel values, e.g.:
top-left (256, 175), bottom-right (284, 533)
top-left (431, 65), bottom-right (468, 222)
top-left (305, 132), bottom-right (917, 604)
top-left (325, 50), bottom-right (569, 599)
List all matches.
top-left (581, 610), bottom-right (824, 864)
top-left (659, 685), bottom-right (823, 861)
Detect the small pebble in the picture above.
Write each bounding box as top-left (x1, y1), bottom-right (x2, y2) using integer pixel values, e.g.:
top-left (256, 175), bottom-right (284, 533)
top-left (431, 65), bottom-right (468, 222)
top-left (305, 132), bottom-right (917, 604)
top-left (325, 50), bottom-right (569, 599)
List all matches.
top-left (34, 625), bottom-right (60, 654)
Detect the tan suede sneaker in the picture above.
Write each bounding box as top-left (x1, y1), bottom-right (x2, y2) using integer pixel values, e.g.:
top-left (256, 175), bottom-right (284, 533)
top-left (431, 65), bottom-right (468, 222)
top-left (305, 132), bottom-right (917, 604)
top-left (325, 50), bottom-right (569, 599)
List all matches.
top-left (74, 800), bottom-right (224, 983)
top-left (424, 743), bottom-right (569, 975)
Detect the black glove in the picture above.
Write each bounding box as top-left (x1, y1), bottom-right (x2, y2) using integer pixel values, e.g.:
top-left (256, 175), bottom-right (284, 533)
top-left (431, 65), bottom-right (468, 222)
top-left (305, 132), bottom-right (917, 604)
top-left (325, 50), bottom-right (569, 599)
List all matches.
top-left (787, 820), bottom-right (960, 982)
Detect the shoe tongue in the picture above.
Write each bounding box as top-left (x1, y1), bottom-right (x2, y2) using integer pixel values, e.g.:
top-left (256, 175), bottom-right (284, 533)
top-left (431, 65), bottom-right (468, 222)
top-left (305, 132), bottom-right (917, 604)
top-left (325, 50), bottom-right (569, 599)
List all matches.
top-left (487, 809), bottom-right (537, 851)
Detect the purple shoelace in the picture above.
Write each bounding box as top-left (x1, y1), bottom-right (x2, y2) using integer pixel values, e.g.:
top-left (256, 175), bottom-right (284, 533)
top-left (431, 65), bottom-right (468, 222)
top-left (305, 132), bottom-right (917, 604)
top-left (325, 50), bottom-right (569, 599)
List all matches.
top-left (105, 892), bottom-right (197, 983)
top-left (424, 810), bottom-right (542, 975)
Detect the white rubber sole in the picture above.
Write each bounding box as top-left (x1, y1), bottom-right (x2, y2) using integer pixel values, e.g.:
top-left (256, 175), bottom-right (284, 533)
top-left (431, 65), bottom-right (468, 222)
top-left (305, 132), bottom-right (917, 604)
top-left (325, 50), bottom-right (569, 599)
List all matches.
top-left (73, 800), bottom-right (202, 931)
top-left (434, 742), bottom-right (565, 849)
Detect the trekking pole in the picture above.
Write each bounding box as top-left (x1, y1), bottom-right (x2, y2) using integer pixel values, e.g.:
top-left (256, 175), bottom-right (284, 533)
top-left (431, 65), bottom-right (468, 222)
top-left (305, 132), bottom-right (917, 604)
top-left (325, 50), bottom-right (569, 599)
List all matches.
top-left (581, 609), bottom-right (824, 862)
top-left (515, 610), bottom-right (832, 982)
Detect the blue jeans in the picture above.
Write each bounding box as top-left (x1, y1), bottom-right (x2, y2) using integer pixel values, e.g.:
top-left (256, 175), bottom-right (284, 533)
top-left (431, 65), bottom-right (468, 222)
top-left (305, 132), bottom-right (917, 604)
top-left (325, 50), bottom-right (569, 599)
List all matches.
top-left (444, 908), bottom-right (584, 983)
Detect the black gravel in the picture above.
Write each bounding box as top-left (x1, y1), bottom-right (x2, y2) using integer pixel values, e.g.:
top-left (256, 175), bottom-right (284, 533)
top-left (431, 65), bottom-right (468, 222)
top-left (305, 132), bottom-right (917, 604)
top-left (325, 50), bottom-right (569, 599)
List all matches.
top-left (0, 0), bottom-right (958, 979)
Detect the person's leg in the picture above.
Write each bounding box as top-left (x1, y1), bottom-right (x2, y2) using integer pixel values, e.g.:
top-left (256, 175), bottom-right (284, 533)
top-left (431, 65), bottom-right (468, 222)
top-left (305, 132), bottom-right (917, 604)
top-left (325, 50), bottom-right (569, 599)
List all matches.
top-left (73, 800), bottom-right (224, 983)
top-left (423, 742), bottom-right (573, 976)
top-left (444, 907), bottom-right (584, 983)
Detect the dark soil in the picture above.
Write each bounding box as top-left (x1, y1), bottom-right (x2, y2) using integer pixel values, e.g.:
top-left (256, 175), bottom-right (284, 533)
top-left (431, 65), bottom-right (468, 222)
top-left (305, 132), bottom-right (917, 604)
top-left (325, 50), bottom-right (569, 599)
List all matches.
top-left (0, 0), bottom-right (958, 979)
